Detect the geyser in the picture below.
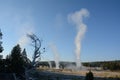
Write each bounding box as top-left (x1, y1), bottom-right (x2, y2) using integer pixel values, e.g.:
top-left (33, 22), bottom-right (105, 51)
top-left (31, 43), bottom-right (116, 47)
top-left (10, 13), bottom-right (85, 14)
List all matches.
top-left (68, 8), bottom-right (89, 70)
top-left (49, 43), bottom-right (60, 69)
top-left (48, 61), bottom-right (52, 68)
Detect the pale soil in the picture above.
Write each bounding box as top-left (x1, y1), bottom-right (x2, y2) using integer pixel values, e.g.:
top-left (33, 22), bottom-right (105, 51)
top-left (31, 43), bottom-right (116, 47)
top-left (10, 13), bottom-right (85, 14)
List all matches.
top-left (38, 68), bottom-right (120, 78)
top-left (61, 70), bottom-right (120, 78)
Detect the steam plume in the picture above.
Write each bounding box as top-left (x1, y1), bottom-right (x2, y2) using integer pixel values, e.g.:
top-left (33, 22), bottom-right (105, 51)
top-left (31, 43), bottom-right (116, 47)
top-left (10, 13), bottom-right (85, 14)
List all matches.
top-left (68, 8), bottom-right (89, 69)
top-left (18, 35), bottom-right (29, 48)
top-left (3, 8), bottom-right (36, 48)
top-left (16, 15), bottom-right (35, 48)
top-left (41, 56), bottom-right (52, 68)
top-left (49, 43), bottom-right (60, 69)
top-left (48, 61), bottom-right (52, 69)
top-left (17, 26), bottom-right (34, 48)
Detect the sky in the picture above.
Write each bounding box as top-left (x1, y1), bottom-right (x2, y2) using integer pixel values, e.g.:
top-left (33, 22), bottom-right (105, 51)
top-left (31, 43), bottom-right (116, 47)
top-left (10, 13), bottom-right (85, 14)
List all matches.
top-left (0, 0), bottom-right (120, 62)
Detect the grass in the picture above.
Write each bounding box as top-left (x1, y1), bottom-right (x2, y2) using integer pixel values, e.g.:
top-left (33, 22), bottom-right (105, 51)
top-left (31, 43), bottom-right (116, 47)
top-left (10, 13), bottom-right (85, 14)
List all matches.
top-left (36, 67), bottom-right (120, 80)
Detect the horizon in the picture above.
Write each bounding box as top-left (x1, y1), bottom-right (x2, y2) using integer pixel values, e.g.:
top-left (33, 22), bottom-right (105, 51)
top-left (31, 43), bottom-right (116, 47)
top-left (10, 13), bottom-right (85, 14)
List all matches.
top-left (0, 0), bottom-right (120, 62)
top-left (40, 59), bottom-right (120, 63)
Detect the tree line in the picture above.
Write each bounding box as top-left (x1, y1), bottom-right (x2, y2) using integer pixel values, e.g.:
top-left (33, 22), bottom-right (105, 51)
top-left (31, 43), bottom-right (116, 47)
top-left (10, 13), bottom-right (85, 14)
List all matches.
top-left (0, 30), bottom-right (34, 80)
top-left (83, 60), bottom-right (120, 71)
top-left (0, 44), bottom-right (31, 79)
top-left (37, 60), bottom-right (120, 71)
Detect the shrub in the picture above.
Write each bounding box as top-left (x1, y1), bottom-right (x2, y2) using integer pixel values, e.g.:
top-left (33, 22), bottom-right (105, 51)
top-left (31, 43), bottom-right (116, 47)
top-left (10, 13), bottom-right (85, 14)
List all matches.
top-left (85, 71), bottom-right (94, 80)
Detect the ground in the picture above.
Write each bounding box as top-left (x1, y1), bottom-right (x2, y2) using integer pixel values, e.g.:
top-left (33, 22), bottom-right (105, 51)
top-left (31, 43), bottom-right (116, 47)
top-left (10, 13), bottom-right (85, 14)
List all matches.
top-left (27, 67), bottom-right (120, 80)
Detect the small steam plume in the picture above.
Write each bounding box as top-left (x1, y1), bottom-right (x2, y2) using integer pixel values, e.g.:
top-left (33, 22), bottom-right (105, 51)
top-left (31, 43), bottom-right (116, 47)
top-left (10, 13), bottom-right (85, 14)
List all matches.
top-left (68, 8), bottom-right (89, 69)
top-left (49, 43), bottom-right (60, 69)
top-left (41, 56), bottom-right (52, 68)
top-left (6, 8), bottom-right (36, 48)
top-left (48, 61), bottom-right (52, 69)
top-left (18, 34), bottom-right (29, 48)
top-left (16, 15), bottom-right (35, 48)
top-left (17, 27), bottom-right (34, 48)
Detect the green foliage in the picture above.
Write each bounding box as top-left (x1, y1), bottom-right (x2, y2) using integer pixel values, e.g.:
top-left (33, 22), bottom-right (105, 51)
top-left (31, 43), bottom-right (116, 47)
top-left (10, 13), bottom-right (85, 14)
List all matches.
top-left (0, 44), bottom-right (31, 74)
top-left (0, 59), bottom-right (5, 72)
top-left (83, 63), bottom-right (89, 67)
top-left (102, 61), bottom-right (120, 71)
top-left (6, 44), bottom-right (31, 74)
top-left (85, 71), bottom-right (94, 80)
top-left (8, 44), bottom-right (25, 74)
top-left (0, 29), bottom-right (3, 53)
top-left (83, 61), bottom-right (120, 71)
top-left (0, 44), bottom-right (32, 80)
top-left (22, 48), bottom-right (32, 68)
top-left (0, 44), bottom-right (3, 53)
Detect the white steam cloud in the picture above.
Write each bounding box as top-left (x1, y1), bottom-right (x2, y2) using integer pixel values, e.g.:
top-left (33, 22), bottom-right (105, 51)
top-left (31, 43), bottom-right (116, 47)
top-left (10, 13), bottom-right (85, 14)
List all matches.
top-left (49, 43), bottom-right (60, 69)
top-left (15, 13), bottom-right (35, 48)
top-left (68, 8), bottom-right (89, 69)
top-left (0, 6), bottom-right (35, 49)
top-left (0, 5), bottom-right (36, 59)
top-left (17, 26), bottom-right (34, 48)
top-left (18, 35), bottom-right (28, 48)
top-left (0, 7), bottom-right (35, 48)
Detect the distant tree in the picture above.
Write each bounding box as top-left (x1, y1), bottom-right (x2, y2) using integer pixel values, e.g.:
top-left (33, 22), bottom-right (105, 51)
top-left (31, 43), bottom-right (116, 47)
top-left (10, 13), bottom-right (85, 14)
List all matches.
top-left (5, 54), bottom-right (11, 72)
top-left (22, 48), bottom-right (28, 64)
top-left (0, 59), bottom-right (5, 72)
top-left (0, 29), bottom-right (3, 53)
top-left (22, 48), bottom-right (31, 68)
top-left (102, 61), bottom-right (120, 71)
top-left (22, 48), bottom-right (27, 57)
top-left (0, 29), bottom-right (4, 72)
top-left (85, 70), bottom-right (94, 80)
top-left (83, 63), bottom-right (90, 67)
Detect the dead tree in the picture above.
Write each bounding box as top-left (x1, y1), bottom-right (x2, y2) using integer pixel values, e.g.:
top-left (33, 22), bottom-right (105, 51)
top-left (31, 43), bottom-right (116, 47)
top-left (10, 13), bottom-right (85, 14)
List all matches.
top-left (27, 34), bottom-right (44, 66)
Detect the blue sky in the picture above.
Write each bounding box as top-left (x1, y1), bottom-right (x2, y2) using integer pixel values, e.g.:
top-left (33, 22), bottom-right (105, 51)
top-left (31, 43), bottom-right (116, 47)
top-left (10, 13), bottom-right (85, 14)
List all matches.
top-left (0, 0), bottom-right (120, 62)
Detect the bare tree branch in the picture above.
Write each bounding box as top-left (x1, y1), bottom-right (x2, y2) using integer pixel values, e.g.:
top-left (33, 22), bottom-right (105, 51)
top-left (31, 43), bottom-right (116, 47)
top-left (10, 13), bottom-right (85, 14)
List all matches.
top-left (27, 33), bottom-right (43, 66)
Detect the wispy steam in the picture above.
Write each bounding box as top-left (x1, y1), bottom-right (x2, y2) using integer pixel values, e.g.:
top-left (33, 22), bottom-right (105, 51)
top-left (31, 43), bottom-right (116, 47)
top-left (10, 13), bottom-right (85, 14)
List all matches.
top-left (15, 13), bottom-right (35, 48)
top-left (0, 7), bottom-right (35, 48)
top-left (68, 8), bottom-right (89, 69)
top-left (18, 35), bottom-right (29, 48)
top-left (17, 25), bottom-right (34, 48)
top-left (0, 6), bottom-right (35, 49)
top-left (49, 43), bottom-right (60, 69)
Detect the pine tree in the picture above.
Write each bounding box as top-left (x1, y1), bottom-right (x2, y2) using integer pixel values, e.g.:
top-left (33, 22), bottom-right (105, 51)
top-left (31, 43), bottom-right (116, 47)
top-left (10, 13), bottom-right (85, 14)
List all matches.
top-left (22, 48), bottom-right (27, 57)
top-left (9, 44), bottom-right (25, 74)
top-left (0, 29), bottom-right (3, 53)
top-left (22, 48), bottom-right (31, 67)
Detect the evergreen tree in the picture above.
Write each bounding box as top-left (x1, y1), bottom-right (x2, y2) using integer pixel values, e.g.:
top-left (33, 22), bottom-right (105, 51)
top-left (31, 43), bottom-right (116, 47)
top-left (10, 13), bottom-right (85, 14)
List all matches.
top-left (85, 70), bottom-right (94, 80)
top-left (22, 48), bottom-right (27, 57)
top-left (0, 29), bottom-right (3, 53)
top-left (22, 48), bottom-right (31, 68)
top-left (0, 29), bottom-right (4, 72)
top-left (9, 44), bottom-right (25, 74)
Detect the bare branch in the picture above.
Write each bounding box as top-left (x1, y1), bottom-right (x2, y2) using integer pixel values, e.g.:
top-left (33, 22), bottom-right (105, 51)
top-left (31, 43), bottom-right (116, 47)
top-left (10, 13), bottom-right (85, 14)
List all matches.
top-left (27, 33), bottom-right (44, 66)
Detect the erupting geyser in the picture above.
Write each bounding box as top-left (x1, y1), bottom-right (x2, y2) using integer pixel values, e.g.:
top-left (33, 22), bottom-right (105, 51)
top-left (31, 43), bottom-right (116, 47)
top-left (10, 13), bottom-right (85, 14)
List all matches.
top-left (68, 8), bottom-right (89, 70)
top-left (50, 43), bottom-right (60, 69)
